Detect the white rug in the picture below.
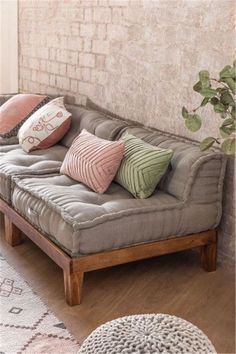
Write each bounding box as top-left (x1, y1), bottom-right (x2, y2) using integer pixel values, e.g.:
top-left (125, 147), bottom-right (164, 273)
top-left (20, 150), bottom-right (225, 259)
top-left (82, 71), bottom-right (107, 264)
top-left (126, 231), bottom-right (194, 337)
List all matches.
top-left (0, 253), bottom-right (80, 353)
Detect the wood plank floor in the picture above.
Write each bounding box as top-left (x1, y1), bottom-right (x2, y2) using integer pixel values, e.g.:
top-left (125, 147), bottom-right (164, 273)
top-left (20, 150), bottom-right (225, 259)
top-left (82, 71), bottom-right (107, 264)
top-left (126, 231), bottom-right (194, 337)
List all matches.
top-left (0, 218), bottom-right (235, 353)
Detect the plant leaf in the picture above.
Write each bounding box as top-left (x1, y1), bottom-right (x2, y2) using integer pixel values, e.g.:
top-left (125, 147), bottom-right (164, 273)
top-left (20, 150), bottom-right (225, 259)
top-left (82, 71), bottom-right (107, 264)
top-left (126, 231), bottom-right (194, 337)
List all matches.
top-left (220, 125), bottom-right (235, 137)
top-left (200, 88), bottom-right (217, 98)
top-left (214, 102), bottom-right (227, 113)
top-left (233, 60), bottom-right (236, 68)
top-left (221, 138), bottom-right (236, 155)
top-left (231, 66), bottom-right (236, 79)
top-left (199, 70), bottom-right (210, 80)
top-left (220, 127), bottom-right (232, 138)
top-left (222, 77), bottom-right (236, 95)
top-left (220, 118), bottom-right (235, 137)
top-left (185, 114), bottom-right (202, 132)
top-left (200, 137), bottom-right (216, 151)
top-left (199, 70), bottom-right (210, 88)
top-left (220, 65), bottom-right (232, 79)
top-left (220, 89), bottom-right (234, 105)
top-left (221, 117), bottom-right (235, 127)
top-left (200, 97), bottom-right (209, 106)
top-left (210, 97), bottom-right (219, 105)
top-left (182, 106), bottom-right (188, 119)
top-left (221, 112), bottom-right (228, 119)
top-left (193, 81), bottom-right (202, 92)
top-left (231, 106), bottom-right (236, 119)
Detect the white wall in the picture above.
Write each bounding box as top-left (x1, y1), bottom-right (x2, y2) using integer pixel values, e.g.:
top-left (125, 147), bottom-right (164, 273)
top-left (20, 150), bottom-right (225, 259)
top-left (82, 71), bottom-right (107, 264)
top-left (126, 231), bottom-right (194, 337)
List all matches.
top-left (0, 0), bottom-right (18, 94)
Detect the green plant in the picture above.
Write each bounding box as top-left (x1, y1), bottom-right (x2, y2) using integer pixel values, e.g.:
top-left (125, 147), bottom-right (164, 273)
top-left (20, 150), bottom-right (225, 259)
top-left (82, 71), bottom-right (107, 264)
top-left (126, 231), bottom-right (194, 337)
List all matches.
top-left (182, 61), bottom-right (236, 155)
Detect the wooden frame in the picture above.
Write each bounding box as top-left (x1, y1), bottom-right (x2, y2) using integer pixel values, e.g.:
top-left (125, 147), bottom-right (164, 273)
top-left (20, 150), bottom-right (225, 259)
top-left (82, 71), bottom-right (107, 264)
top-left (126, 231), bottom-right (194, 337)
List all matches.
top-left (0, 198), bottom-right (217, 306)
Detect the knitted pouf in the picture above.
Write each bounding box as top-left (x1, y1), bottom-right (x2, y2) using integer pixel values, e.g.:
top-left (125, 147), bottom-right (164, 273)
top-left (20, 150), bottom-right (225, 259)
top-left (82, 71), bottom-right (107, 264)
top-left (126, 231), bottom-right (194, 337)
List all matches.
top-left (78, 314), bottom-right (216, 354)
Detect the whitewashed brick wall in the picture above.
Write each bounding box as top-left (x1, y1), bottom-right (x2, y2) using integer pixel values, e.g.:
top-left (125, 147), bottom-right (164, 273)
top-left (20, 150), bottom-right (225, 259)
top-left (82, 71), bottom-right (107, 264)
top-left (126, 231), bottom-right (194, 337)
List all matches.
top-left (18, 0), bottom-right (235, 266)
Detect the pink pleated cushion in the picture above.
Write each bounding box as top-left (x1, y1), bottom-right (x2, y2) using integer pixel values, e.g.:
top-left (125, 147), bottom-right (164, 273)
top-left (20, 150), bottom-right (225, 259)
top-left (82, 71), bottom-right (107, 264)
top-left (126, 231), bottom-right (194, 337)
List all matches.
top-left (60, 129), bottom-right (125, 193)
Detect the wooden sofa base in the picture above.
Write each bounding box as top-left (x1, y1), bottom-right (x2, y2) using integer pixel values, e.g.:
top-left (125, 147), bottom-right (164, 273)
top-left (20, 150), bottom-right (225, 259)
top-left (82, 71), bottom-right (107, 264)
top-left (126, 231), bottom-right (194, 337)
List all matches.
top-left (0, 199), bottom-right (217, 306)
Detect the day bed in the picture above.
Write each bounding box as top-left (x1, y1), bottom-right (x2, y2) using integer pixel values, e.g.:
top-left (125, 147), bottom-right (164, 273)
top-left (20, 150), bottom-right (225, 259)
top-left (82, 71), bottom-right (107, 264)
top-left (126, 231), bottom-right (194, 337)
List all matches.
top-left (0, 95), bottom-right (226, 305)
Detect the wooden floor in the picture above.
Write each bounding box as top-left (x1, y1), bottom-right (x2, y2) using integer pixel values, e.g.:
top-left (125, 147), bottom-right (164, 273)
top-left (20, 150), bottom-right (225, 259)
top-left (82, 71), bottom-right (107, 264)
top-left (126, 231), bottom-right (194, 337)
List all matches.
top-left (0, 218), bottom-right (235, 353)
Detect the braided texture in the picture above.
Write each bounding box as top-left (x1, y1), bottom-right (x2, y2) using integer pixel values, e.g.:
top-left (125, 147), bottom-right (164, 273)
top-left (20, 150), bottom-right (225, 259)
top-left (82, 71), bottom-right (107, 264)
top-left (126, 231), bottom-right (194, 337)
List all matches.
top-left (79, 314), bottom-right (216, 354)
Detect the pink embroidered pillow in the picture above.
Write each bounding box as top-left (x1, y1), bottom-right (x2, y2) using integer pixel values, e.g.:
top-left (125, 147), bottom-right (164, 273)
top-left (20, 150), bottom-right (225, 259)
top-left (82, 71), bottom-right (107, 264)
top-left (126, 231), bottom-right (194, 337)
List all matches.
top-left (0, 94), bottom-right (50, 138)
top-left (60, 129), bottom-right (125, 193)
top-left (18, 97), bottom-right (71, 152)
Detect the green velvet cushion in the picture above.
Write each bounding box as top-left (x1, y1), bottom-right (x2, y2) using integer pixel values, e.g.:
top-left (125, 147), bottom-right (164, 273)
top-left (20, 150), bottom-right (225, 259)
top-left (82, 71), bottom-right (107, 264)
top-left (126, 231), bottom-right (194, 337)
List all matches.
top-left (115, 134), bottom-right (173, 199)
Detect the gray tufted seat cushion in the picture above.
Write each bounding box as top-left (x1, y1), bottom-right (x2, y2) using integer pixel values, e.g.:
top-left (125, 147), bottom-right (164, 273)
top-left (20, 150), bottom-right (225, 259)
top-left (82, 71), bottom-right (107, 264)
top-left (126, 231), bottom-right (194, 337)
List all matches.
top-left (12, 173), bottom-right (221, 256)
top-left (0, 145), bottom-right (68, 203)
top-left (0, 143), bottom-right (20, 156)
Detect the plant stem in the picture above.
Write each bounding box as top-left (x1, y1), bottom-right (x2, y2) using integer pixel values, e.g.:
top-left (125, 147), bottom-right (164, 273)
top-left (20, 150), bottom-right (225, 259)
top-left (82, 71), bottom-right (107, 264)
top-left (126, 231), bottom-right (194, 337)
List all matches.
top-left (191, 104), bottom-right (202, 113)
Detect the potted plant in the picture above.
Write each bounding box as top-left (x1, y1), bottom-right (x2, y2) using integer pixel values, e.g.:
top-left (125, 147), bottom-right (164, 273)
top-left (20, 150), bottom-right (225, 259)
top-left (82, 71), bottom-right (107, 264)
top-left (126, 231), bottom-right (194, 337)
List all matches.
top-left (182, 61), bottom-right (236, 155)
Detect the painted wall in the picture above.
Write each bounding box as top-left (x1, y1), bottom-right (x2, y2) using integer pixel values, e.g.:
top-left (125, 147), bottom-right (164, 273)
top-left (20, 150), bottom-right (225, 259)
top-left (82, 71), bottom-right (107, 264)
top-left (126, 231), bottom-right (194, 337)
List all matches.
top-left (18, 0), bottom-right (235, 265)
top-left (0, 0), bottom-right (18, 94)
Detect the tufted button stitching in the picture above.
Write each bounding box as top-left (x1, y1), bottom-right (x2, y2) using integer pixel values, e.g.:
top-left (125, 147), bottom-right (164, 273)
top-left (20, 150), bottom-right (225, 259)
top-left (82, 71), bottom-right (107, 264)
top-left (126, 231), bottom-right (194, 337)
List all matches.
top-left (27, 207), bottom-right (39, 217)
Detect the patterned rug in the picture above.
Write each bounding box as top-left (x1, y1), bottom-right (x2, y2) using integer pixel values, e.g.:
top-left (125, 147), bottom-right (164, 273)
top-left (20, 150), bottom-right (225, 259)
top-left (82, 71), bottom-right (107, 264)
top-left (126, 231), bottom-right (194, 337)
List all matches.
top-left (0, 254), bottom-right (80, 353)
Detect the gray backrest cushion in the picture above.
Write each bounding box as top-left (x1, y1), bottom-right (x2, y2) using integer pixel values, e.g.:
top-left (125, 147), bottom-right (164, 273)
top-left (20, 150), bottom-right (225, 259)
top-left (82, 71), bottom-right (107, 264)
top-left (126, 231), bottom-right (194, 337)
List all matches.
top-left (86, 98), bottom-right (138, 124)
top-left (0, 136), bottom-right (19, 146)
top-left (61, 105), bottom-right (129, 147)
top-left (3, 95), bottom-right (224, 208)
top-left (61, 105), bottom-right (85, 147)
top-left (0, 94), bottom-right (16, 106)
top-left (84, 100), bottom-right (226, 206)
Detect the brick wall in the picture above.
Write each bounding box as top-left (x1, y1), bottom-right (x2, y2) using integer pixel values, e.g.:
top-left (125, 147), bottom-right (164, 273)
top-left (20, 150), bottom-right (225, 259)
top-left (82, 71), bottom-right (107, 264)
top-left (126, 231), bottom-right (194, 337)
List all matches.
top-left (18, 0), bottom-right (235, 265)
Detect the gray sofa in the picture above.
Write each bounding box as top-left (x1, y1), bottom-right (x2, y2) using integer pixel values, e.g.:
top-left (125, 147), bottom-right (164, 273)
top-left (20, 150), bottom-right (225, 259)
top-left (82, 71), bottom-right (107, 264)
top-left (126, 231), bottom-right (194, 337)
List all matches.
top-left (0, 96), bottom-right (227, 305)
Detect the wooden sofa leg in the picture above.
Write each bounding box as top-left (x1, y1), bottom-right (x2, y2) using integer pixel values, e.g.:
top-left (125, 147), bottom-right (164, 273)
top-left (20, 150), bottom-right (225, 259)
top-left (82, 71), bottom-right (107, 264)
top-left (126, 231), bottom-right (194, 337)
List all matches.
top-left (201, 242), bottom-right (217, 272)
top-left (63, 270), bottom-right (84, 306)
top-left (4, 215), bottom-right (23, 246)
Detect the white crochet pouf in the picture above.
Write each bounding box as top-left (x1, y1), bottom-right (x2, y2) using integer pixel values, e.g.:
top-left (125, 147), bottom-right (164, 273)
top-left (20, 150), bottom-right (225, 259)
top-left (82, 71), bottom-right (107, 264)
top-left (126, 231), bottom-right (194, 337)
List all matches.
top-left (78, 314), bottom-right (216, 354)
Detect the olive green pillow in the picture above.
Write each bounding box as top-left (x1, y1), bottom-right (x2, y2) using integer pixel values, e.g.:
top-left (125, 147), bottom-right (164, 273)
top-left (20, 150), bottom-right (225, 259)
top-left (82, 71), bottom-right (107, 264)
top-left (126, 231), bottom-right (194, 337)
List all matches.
top-left (115, 134), bottom-right (173, 199)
